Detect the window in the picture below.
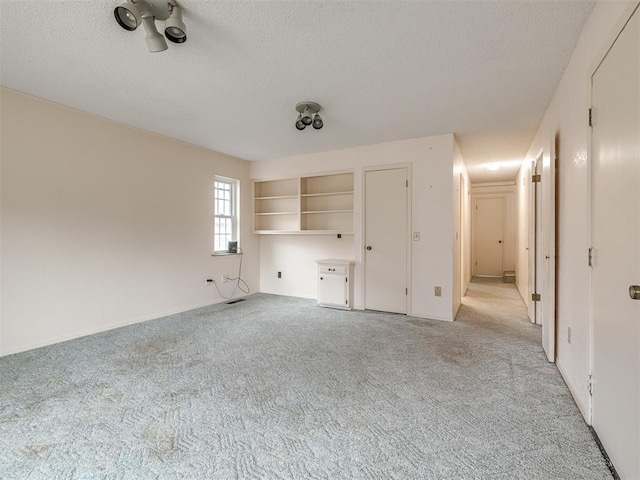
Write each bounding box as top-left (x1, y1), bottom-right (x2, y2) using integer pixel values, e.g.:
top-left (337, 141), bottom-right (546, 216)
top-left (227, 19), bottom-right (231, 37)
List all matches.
top-left (214, 177), bottom-right (239, 253)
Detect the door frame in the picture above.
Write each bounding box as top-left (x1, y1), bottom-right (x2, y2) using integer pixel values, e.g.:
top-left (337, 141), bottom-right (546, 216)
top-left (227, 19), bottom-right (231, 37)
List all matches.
top-left (361, 163), bottom-right (412, 315)
top-left (586, 0), bottom-right (640, 426)
top-left (471, 194), bottom-right (507, 277)
top-left (528, 150), bottom-right (543, 324)
top-left (540, 134), bottom-right (557, 363)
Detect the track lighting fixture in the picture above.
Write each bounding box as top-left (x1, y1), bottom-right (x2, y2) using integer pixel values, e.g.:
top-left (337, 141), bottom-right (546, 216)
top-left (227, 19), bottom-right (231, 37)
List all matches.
top-left (295, 113), bottom-right (306, 131)
top-left (312, 113), bottom-right (323, 130)
top-left (295, 102), bottom-right (323, 131)
top-left (114, 1), bottom-right (187, 53)
top-left (142, 15), bottom-right (168, 52)
top-left (114, 2), bottom-right (144, 31)
top-left (165, 6), bottom-right (187, 43)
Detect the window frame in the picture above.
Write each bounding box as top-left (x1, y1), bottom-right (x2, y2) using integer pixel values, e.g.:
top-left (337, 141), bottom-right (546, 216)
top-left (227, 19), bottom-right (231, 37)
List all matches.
top-left (214, 176), bottom-right (239, 254)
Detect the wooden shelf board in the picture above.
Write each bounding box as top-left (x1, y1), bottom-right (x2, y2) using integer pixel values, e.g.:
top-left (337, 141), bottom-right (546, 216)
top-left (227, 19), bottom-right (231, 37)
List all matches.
top-left (301, 210), bottom-right (354, 214)
top-left (300, 191), bottom-right (354, 198)
top-left (254, 195), bottom-right (299, 200)
top-left (254, 212), bottom-right (298, 216)
top-left (254, 230), bottom-right (354, 235)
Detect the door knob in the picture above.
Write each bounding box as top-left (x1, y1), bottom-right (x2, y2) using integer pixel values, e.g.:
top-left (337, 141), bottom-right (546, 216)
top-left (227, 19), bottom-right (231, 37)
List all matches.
top-left (366, 245), bottom-right (372, 250)
top-left (630, 285), bottom-right (640, 300)
top-left (498, 240), bottom-right (502, 244)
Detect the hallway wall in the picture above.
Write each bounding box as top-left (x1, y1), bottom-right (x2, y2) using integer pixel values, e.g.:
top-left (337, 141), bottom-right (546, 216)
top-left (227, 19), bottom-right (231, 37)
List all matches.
top-left (515, 0), bottom-right (637, 418)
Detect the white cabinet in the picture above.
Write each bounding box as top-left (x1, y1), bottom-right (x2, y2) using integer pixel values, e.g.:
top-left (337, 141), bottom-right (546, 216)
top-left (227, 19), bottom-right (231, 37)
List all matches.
top-left (316, 259), bottom-right (355, 310)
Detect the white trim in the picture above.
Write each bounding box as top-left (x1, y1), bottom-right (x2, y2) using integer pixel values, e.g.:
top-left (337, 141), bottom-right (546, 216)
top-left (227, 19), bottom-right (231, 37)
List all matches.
top-left (214, 175), bottom-right (239, 253)
top-left (250, 168), bottom-right (355, 183)
top-left (557, 358), bottom-right (589, 422)
top-left (0, 295), bottom-right (248, 357)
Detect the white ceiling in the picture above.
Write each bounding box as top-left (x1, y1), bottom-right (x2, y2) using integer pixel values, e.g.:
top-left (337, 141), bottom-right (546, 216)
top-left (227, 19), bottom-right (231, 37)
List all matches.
top-left (0, 0), bottom-right (595, 183)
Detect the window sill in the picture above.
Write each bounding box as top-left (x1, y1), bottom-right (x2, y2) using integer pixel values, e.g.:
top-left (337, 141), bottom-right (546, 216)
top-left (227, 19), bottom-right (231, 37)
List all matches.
top-left (212, 252), bottom-right (242, 257)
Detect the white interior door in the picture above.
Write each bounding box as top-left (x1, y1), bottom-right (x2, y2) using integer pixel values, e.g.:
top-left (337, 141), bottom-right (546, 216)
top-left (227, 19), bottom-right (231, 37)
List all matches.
top-left (541, 138), bottom-right (556, 362)
top-left (364, 168), bottom-right (408, 314)
top-left (474, 197), bottom-right (504, 277)
top-left (591, 7), bottom-right (640, 478)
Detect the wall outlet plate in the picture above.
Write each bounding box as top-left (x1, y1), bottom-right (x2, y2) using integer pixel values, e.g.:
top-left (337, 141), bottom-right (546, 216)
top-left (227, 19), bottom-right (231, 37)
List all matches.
top-left (435, 286), bottom-right (442, 297)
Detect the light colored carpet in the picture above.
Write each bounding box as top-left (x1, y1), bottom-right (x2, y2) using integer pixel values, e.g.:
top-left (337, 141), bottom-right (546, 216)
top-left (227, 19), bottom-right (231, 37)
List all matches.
top-left (0, 279), bottom-right (612, 479)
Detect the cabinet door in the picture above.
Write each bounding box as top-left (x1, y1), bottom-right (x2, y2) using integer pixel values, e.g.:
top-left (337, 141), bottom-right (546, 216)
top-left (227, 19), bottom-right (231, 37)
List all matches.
top-left (318, 274), bottom-right (347, 307)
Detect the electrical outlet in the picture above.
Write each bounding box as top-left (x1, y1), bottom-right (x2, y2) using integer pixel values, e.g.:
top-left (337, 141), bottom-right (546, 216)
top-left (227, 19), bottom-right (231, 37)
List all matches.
top-left (221, 275), bottom-right (230, 283)
top-left (567, 327), bottom-right (572, 344)
top-left (413, 232), bottom-right (420, 241)
top-left (435, 286), bottom-right (441, 297)
top-left (205, 278), bottom-right (213, 286)
top-left (277, 271), bottom-right (282, 279)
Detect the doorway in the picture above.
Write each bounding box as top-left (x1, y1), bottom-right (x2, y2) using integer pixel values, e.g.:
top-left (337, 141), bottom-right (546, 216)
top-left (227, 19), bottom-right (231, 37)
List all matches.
top-left (364, 166), bottom-right (409, 314)
top-left (590, 5), bottom-right (639, 478)
top-left (473, 197), bottom-right (505, 277)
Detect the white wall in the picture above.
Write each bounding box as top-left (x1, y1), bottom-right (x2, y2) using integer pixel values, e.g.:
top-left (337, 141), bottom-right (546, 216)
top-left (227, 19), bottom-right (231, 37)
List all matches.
top-left (470, 182), bottom-right (517, 276)
top-left (515, 0), bottom-right (637, 418)
top-left (453, 137), bottom-right (471, 316)
top-left (260, 235), bottom-right (354, 298)
top-left (251, 134), bottom-right (467, 322)
top-left (0, 88), bottom-right (259, 356)
top-left (515, 166), bottom-right (531, 307)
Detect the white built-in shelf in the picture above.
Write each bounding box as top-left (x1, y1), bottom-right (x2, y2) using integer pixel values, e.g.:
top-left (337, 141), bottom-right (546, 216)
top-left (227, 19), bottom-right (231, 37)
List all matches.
top-left (255, 211), bottom-right (299, 216)
top-left (254, 195), bottom-right (299, 200)
top-left (301, 210), bottom-right (354, 214)
top-left (301, 191), bottom-right (354, 198)
top-left (253, 172), bottom-right (354, 234)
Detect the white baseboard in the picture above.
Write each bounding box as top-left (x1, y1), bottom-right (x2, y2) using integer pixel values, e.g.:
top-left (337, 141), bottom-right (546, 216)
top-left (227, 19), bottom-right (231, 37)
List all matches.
top-left (556, 358), bottom-right (589, 421)
top-left (0, 296), bottom-right (245, 357)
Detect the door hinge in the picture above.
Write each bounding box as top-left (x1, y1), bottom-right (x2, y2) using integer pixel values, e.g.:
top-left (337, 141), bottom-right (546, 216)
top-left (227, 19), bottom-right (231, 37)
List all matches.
top-left (588, 374), bottom-right (593, 396)
top-left (588, 108), bottom-right (593, 127)
top-left (345, 300), bottom-right (348, 305)
top-left (406, 288), bottom-right (408, 295)
top-left (345, 277), bottom-right (348, 282)
top-left (532, 174), bottom-right (541, 183)
top-left (406, 180), bottom-right (408, 187)
top-left (532, 293), bottom-right (541, 302)
top-left (588, 247), bottom-right (594, 267)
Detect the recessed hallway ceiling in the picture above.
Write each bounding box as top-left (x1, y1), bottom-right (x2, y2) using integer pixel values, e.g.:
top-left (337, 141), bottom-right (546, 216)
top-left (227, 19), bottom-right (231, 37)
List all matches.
top-left (0, 1), bottom-right (595, 182)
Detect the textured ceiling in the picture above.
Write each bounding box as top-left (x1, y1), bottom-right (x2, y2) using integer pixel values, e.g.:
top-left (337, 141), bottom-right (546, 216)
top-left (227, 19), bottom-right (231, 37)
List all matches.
top-left (0, 0), bottom-right (595, 182)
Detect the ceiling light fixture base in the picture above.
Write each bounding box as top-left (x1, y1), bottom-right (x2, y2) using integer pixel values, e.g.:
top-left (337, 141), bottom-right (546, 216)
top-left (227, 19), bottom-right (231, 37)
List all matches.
top-left (131, 0), bottom-right (174, 21)
top-left (295, 102), bottom-right (321, 115)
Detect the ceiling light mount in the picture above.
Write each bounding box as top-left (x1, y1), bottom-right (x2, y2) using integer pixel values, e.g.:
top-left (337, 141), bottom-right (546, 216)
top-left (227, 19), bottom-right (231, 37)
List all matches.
top-left (114, 0), bottom-right (187, 52)
top-left (295, 102), bottom-right (323, 131)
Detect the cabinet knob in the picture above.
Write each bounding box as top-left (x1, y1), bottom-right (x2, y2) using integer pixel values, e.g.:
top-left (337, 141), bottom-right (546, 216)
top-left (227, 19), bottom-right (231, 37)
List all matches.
top-left (366, 245), bottom-right (372, 250)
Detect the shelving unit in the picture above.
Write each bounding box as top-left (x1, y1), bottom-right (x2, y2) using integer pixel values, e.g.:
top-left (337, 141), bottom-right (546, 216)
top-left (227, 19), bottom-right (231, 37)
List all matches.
top-left (253, 172), bottom-right (354, 234)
